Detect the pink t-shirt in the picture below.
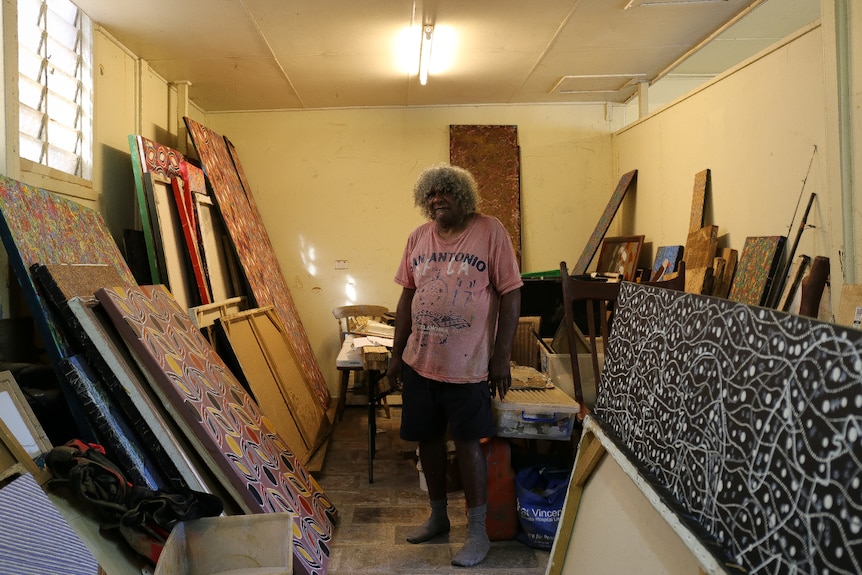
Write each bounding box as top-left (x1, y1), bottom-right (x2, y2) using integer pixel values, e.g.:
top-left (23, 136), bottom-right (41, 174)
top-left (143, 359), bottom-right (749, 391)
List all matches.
top-left (394, 214), bottom-right (523, 383)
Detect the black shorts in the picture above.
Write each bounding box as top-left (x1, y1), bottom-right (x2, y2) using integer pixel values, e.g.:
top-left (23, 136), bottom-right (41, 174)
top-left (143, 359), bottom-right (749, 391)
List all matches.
top-left (399, 363), bottom-right (496, 442)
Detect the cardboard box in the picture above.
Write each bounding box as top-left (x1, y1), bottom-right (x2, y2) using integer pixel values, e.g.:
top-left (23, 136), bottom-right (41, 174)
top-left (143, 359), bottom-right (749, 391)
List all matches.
top-left (154, 513), bottom-right (294, 575)
top-left (539, 341), bottom-right (603, 409)
top-left (492, 386), bottom-right (580, 440)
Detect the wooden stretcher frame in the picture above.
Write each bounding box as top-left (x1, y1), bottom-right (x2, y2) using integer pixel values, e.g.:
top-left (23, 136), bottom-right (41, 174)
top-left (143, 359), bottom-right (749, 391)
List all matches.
top-left (546, 416), bottom-right (727, 575)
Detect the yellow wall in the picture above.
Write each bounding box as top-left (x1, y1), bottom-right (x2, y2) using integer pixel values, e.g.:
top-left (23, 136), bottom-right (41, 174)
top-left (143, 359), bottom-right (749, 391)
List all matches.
top-left (614, 24), bottom-right (834, 301)
top-left (206, 106), bottom-right (619, 394)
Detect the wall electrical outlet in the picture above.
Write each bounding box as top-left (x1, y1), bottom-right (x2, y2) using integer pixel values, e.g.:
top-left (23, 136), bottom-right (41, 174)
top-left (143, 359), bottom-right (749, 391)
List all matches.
top-left (335, 260), bottom-right (349, 270)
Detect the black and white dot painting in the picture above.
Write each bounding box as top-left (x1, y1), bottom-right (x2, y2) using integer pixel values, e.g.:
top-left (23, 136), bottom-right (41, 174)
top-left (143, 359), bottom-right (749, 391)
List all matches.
top-left (595, 282), bottom-right (862, 575)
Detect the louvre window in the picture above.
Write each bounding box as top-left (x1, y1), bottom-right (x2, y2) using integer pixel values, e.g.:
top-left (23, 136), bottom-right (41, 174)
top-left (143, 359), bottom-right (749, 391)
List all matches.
top-left (18, 0), bottom-right (93, 180)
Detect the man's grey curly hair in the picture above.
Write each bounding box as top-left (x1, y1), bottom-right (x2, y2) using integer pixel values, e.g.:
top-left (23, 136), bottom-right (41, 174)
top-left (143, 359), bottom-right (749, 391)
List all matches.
top-left (413, 164), bottom-right (478, 220)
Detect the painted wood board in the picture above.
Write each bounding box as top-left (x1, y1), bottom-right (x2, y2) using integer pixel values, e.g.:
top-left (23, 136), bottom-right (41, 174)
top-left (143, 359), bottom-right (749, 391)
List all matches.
top-left (217, 307), bottom-right (331, 459)
top-left (0, 473), bottom-right (100, 575)
top-left (548, 417), bottom-right (724, 575)
top-left (67, 297), bottom-right (212, 495)
top-left (95, 285), bottom-right (335, 575)
top-left (684, 225), bottom-right (718, 270)
top-left (449, 124), bottom-right (522, 265)
top-left (713, 247), bottom-right (738, 299)
top-left (727, 236), bottom-right (786, 306)
top-left (0, 174), bottom-right (134, 363)
top-left (571, 170), bottom-right (637, 275)
top-left (689, 169), bottom-right (710, 233)
top-left (595, 281), bottom-right (862, 574)
top-left (184, 117), bottom-right (330, 410)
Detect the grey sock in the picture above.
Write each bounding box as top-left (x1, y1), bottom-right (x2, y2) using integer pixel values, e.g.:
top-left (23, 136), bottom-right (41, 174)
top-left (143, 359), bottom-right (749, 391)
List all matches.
top-left (452, 504), bottom-right (490, 567)
top-left (407, 498), bottom-right (450, 543)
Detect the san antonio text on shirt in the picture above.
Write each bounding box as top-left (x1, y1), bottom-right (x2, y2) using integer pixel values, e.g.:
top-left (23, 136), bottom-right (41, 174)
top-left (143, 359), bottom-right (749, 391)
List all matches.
top-left (412, 251), bottom-right (488, 274)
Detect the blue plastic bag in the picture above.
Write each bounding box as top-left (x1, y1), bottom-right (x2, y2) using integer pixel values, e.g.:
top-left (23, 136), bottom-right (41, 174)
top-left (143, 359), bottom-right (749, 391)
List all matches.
top-left (515, 465), bottom-right (570, 550)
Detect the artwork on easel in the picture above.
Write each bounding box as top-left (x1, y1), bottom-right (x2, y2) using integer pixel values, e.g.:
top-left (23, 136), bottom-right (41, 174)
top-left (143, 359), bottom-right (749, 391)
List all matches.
top-left (594, 282), bottom-right (862, 573)
top-left (728, 235), bottom-right (786, 306)
top-left (184, 117), bottom-right (330, 410)
top-left (95, 284), bottom-right (336, 575)
top-left (650, 245), bottom-right (684, 281)
top-left (449, 124), bottom-right (522, 265)
top-left (571, 170), bottom-right (637, 275)
top-left (595, 235), bottom-right (644, 281)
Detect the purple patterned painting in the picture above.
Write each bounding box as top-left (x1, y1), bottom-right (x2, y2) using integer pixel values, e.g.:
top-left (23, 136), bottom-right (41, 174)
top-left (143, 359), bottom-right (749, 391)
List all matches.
top-left (184, 117), bottom-right (330, 410)
top-left (94, 284), bottom-right (335, 575)
top-left (0, 174), bottom-right (134, 362)
top-left (571, 170), bottom-right (637, 275)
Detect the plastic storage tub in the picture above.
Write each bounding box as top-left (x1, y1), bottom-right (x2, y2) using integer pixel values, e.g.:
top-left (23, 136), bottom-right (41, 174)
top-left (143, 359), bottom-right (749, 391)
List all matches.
top-left (492, 386), bottom-right (580, 440)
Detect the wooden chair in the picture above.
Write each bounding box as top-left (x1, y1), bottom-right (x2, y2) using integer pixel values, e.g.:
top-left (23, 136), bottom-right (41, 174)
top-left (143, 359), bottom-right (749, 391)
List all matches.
top-left (332, 305), bottom-right (391, 423)
top-left (559, 261), bottom-right (686, 414)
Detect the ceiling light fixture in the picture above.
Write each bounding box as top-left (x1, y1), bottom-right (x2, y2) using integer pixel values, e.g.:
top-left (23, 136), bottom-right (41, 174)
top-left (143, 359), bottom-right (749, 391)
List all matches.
top-left (419, 24), bottom-right (434, 85)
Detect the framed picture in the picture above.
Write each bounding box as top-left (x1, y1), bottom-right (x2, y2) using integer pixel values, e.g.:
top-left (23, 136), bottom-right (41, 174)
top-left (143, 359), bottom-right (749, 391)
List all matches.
top-left (0, 371), bottom-right (51, 459)
top-left (595, 235), bottom-right (644, 281)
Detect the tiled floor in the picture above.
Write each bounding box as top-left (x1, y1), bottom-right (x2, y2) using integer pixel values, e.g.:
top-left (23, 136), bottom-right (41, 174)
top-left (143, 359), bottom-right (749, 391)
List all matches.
top-left (315, 403), bottom-right (552, 574)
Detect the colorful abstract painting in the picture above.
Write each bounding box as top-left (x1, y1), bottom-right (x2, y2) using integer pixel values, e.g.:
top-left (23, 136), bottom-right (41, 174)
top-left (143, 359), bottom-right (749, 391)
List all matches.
top-left (596, 282), bottom-right (862, 574)
top-left (571, 170), bottom-right (637, 275)
top-left (0, 174), bottom-right (134, 363)
top-left (184, 117), bottom-right (330, 410)
top-left (651, 245), bottom-right (685, 281)
top-left (449, 125), bottom-right (522, 265)
top-left (95, 285), bottom-right (335, 575)
top-left (728, 235), bottom-right (786, 306)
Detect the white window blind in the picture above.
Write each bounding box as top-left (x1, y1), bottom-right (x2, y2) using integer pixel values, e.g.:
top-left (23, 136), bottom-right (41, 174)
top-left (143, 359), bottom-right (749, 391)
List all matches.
top-left (18, 0), bottom-right (93, 180)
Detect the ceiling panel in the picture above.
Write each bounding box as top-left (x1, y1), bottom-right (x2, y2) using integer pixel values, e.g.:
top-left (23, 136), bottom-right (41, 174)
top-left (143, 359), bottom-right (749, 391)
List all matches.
top-left (71, 0), bottom-right (820, 112)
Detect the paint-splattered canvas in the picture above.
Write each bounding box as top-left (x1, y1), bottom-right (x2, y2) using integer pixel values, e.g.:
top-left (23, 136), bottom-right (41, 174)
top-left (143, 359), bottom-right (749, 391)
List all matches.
top-left (595, 282), bottom-right (862, 574)
top-left (571, 170), bottom-right (637, 275)
top-left (184, 117), bottom-right (330, 410)
top-left (95, 284), bottom-right (335, 575)
top-left (0, 174), bottom-right (134, 363)
top-left (449, 125), bottom-right (522, 265)
top-left (728, 235), bottom-right (786, 306)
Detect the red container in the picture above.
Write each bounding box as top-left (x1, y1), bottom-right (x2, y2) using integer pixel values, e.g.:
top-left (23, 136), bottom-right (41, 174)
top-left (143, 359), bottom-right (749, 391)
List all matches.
top-left (482, 436), bottom-right (518, 541)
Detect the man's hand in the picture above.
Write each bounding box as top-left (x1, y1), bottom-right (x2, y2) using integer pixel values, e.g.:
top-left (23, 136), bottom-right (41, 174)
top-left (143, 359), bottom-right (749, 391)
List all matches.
top-left (488, 357), bottom-right (511, 400)
top-left (386, 356), bottom-right (404, 391)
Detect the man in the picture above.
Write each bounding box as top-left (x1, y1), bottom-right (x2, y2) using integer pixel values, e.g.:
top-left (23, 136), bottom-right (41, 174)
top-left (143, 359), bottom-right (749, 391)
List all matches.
top-left (387, 163), bottom-right (522, 567)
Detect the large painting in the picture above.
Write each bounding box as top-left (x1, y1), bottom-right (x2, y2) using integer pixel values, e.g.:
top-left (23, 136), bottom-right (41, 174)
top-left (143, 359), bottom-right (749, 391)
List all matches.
top-left (184, 117), bottom-right (330, 410)
top-left (95, 285), bottom-right (335, 575)
top-left (449, 124), bottom-right (522, 265)
top-left (594, 282), bottom-right (862, 574)
top-left (728, 235), bottom-right (786, 306)
top-left (0, 174), bottom-right (134, 363)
